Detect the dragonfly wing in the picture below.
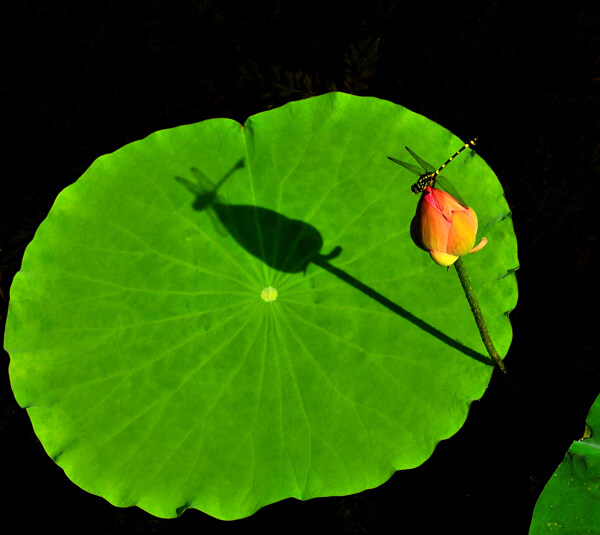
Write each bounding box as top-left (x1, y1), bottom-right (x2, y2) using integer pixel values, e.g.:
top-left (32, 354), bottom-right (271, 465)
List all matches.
top-left (191, 167), bottom-right (218, 192)
top-left (387, 156), bottom-right (422, 176)
top-left (405, 146), bottom-right (436, 173)
top-left (175, 176), bottom-right (204, 195)
top-left (435, 175), bottom-right (468, 206)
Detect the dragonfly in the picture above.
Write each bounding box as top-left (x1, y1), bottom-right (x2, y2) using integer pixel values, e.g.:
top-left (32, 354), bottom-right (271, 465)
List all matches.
top-left (387, 137), bottom-right (478, 206)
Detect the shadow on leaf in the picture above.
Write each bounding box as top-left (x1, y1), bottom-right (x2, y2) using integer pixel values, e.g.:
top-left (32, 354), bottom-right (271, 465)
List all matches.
top-left (175, 162), bottom-right (492, 367)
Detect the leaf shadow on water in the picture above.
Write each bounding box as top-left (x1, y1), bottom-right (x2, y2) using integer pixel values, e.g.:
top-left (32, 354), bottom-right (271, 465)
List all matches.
top-left (175, 161), bottom-right (491, 367)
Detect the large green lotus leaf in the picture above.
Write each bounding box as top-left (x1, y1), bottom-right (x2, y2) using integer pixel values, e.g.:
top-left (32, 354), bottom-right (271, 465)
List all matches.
top-left (529, 393), bottom-right (600, 534)
top-left (5, 92), bottom-right (518, 520)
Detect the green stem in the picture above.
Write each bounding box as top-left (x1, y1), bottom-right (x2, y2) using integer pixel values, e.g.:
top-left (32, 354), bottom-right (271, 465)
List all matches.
top-left (453, 257), bottom-right (507, 374)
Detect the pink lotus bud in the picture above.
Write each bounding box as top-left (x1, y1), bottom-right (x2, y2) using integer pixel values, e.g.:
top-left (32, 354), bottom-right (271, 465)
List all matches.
top-left (410, 186), bottom-right (488, 267)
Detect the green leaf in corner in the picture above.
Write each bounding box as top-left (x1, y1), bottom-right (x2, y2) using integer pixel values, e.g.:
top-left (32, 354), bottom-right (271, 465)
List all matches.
top-left (530, 392), bottom-right (600, 534)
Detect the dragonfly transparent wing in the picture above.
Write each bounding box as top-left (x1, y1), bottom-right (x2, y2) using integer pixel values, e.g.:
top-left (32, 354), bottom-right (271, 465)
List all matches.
top-left (387, 156), bottom-right (422, 176)
top-left (435, 175), bottom-right (467, 207)
top-left (404, 146), bottom-right (436, 173)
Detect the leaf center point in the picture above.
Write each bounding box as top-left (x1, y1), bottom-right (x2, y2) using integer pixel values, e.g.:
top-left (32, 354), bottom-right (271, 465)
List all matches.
top-left (260, 286), bottom-right (278, 302)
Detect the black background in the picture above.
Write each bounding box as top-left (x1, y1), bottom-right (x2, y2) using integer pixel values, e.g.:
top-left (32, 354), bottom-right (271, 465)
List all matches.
top-left (1, 1), bottom-right (599, 533)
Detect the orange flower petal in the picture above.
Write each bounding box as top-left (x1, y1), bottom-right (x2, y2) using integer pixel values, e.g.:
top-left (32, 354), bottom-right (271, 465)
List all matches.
top-left (417, 196), bottom-right (451, 252)
top-left (412, 187), bottom-right (486, 266)
top-left (446, 209), bottom-right (477, 256)
top-left (469, 237), bottom-right (488, 253)
top-left (428, 188), bottom-right (465, 221)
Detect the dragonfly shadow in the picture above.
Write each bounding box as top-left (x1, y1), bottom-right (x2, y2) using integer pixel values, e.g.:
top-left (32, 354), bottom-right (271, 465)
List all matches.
top-left (175, 163), bottom-right (492, 368)
top-left (213, 202), bottom-right (341, 273)
top-left (176, 159), bottom-right (339, 273)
